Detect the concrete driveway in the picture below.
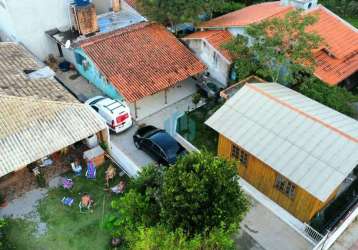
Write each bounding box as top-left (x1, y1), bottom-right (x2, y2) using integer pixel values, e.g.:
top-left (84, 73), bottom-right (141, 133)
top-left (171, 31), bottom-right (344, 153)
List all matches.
top-left (110, 125), bottom-right (155, 176)
top-left (235, 198), bottom-right (313, 250)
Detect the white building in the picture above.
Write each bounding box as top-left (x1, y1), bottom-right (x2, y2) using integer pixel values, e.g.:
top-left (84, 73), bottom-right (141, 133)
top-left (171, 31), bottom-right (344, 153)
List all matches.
top-left (0, 0), bottom-right (144, 61)
top-left (189, 0), bottom-right (358, 88)
top-left (182, 30), bottom-right (233, 86)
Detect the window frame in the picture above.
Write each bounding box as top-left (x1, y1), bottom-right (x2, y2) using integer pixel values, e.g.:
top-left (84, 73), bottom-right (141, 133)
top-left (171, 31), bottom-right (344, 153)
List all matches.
top-left (231, 144), bottom-right (248, 167)
top-left (274, 174), bottom-right (296, 199)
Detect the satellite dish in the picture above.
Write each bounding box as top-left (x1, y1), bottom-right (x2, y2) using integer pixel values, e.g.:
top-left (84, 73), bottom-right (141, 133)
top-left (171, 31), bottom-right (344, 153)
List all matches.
top-left (65, 40), bottom-right (71, 49)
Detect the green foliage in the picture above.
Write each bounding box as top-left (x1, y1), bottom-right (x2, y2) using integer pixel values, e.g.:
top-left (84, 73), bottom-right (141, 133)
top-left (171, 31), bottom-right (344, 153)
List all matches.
top-left (192, 92), bottom-right (202, 105)
top-left (105, 165), bottom-right (163, 236)
top-left (36, 172), bottom-right (47, 188)
top-left (0, 219), bottom-right (14, 250)
top-left (125, 225), bottom-right (235, 250)
top-left (99, 141), bottom-right (108, 151)
top-left (319, 0), bottom-right (358, 18)
top-left (107, 153), bottom-right (249, 248)
top-left (225, 10), bottom-right (323, 85)
top-left (160, 152), bottom-right (249, 235)
top-left (136, 0), bottom-right (245, 31)
top-left (6, 163), bottom-right (123, 250)
top-left (298, 78), bottom-right (358, 116)
top-left (213, 0), bottom-right (245, 17)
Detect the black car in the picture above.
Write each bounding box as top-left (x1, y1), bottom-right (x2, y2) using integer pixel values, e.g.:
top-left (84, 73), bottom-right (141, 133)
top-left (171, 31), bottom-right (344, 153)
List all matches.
top-left (133, 125), bottom-right (187, 165)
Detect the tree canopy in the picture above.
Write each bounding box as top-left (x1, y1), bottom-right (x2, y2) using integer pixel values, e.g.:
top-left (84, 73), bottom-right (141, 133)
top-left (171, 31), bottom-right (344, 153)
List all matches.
top-left (136, 0), bottom-right (246, 31)
top-left (105, 152), bottom-right (249, 249)
top-left (225, 10), bottom-right (323, 85)
top-left (297, 78), bottom-right (358, 117)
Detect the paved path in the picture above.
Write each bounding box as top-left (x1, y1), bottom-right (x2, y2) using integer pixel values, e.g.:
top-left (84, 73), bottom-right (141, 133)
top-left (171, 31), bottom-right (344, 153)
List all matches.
top-left (110, 126), bottom-right (154, 174)
top-left (330, 219), bottom-right (358, 250)
top-left (55, 70), bottom-right (102, 102)
top-left (236, 198), bottom-right (313, 250)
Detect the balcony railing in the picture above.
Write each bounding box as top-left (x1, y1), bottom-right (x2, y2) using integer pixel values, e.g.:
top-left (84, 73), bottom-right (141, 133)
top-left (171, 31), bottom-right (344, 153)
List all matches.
top-left (304, 223), bottom-right (324, 243)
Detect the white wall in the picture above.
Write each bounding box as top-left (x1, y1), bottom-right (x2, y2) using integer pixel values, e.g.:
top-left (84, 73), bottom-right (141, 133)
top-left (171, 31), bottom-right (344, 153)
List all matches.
top-left (184, 39), bottom-right (231, 85)
top-left (0, 0), bottom-right (16, 41)
top-left (129, 78), bottom-right (197, 120)
top-left (0, 0), bottom-right (72, 60)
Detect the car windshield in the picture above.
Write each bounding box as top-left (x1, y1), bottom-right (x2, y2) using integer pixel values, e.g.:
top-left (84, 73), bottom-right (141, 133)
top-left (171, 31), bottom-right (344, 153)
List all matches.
top-left (150, 131), bottom-right (180, 160)
top-left (89, 97), bottom-right (106, 105)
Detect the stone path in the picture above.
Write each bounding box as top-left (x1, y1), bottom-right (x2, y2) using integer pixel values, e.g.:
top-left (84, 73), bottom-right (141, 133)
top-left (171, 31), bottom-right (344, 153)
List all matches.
top-left (0, 176), bottom-right (63, 237)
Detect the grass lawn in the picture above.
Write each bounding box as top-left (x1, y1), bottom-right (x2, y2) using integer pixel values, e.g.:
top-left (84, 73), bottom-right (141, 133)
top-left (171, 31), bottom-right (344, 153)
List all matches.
top-left (177, 100), bottom-right (221, 153)
top-left (5, 162), bottom-right (128, 250)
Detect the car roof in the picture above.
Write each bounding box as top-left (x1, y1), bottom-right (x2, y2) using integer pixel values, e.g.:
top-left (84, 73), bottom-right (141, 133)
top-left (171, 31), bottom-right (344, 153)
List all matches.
top-left (149, 130), bottom-right (181, 157)
top-left (93, 97), bottom-right (128, 115)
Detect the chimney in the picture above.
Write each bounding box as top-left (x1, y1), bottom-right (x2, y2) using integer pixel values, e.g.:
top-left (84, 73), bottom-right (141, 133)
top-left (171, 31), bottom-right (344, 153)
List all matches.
top-left (72, 2), bottom-right (98, 35)
top-left (112, 0), bottom-right (121, 12)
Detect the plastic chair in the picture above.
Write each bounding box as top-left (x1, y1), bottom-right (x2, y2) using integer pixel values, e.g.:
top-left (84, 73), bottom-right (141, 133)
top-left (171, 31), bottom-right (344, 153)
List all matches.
top-left (85, 161), bottom-right (96, 179)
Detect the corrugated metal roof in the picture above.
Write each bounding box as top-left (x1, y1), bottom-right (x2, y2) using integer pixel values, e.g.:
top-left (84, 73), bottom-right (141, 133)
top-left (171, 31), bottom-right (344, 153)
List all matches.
top-left (0, 95), bottom-right (107, 177)
top-left (206, 83), bottom-right (358, 202)
top-left (0, 42), bottom-right (76, 102)
top-left (0, 42), bottom-right (107, 177)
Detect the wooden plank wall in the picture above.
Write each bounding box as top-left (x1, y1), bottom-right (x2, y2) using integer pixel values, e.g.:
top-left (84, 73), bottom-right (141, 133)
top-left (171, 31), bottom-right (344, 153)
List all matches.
top-left (218, 134), bottom-right (336, 222)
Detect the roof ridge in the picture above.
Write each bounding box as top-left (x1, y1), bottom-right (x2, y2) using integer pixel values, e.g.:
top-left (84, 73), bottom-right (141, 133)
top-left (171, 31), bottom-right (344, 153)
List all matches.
top-left (246, 84), bottom-right (358, 143)
top-left (80, 21), bottom-right (150, 48)
top-left (0, 94), bottom-right (82, 106)
top-left (313, 5), bottom-right (358, 33)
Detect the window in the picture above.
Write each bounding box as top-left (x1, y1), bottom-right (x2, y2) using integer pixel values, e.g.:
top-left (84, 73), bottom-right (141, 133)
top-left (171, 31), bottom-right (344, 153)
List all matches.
top-left (275, 174), bottom-right (296, 199)
top-left (231, 144), bottom-right (248, 166)
top-left (75, 53), bottom-right (85, 65)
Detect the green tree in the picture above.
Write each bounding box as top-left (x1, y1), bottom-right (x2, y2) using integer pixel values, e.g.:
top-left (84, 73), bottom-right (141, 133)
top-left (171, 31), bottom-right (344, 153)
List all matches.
top-left (106, 153), bottom-right (249, 248)
top-left (298, 78), bottom-right (358, 117)
top-left (160, 152), bottom-right (249, 235)
top-left (225, 10), bottom-right (323, 85)
top-left (136, 0), bottom-right (246, 32)
top-left (126, 225), bottom-right (235, 250)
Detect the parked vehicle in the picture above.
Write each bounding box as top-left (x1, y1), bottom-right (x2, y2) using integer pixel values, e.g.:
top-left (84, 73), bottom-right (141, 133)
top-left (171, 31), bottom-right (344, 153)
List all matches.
top-left (133, 125), bottom-right (187, 165)
top-left (85, 96), bottom-right (132, 133)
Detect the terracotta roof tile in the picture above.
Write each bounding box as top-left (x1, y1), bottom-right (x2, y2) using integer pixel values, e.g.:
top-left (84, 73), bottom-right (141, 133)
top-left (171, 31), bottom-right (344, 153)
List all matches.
top-left (308, 7), bottom-right (358, 85)
top-left (199, 2), bottom-right (293, 28)
top-left (199, 2), bottom-right (358, 85)
top-left (80, 22), bottom-right (206, 102)
top-left (183, 30), bottom-right (234, 61)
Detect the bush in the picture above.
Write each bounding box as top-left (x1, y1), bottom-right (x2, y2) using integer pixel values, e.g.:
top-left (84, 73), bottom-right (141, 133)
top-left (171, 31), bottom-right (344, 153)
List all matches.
top-left (125, 225), bottom-right (236, 250)
top-left (0, 219), bottom-right (14, 250)
top-left (298, 78), bottom-right (358, 116)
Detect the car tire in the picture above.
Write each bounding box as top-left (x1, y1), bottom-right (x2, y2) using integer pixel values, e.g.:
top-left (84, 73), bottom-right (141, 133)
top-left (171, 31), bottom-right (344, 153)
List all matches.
top-left (134, 141), bottom-right (140, 149)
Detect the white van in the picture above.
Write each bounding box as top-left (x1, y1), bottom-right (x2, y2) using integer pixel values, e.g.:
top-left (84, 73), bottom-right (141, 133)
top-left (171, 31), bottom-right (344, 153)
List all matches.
top-left (85, 96), bottom-right (133, 133)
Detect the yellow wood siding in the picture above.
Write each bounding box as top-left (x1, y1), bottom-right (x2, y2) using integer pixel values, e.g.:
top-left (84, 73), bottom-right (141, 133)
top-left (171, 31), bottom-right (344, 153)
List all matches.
top-left (218, 134), bottom-right (336, 222)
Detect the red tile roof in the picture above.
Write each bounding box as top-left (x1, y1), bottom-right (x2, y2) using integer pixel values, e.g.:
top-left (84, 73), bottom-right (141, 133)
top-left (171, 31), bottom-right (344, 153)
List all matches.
top-left (308, 7), bottom-right (358, 85)
top-left (183, 30), bottom-right (234, 61)
top-left (199, 2), bottom-right (293, 28)
top-left (124, 0), bottom-right (138, 10)
top-left (80, 22), bottom-right (206, 102)
top-left (200, 2), bottom-right (358, 85)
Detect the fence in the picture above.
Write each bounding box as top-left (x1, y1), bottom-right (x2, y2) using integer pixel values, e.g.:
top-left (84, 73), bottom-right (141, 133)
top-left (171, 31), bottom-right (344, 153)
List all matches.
top-left (303, 223), bottom-right (324, 244)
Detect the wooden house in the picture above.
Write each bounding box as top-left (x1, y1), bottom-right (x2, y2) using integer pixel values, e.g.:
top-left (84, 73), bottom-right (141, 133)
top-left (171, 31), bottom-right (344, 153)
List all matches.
top-left (206, 83), bottom-right (358, 222)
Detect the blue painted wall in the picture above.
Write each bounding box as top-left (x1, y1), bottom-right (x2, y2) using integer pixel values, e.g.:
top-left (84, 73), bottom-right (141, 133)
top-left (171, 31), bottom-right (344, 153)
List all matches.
top-left (74, 48), bottom-right (123, 100)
